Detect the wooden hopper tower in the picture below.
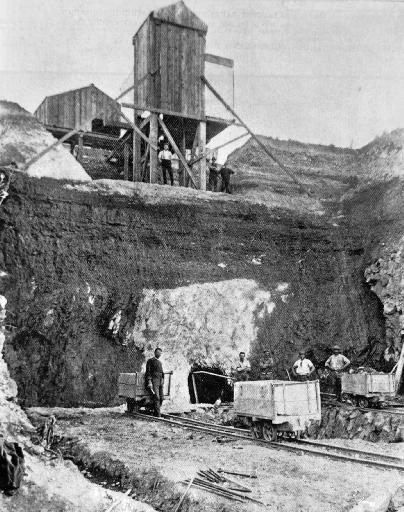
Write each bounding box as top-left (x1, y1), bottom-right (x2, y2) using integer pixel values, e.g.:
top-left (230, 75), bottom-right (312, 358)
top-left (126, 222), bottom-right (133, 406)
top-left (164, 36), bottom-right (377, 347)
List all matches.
top-left (126, 1), bottom-right (235, 189)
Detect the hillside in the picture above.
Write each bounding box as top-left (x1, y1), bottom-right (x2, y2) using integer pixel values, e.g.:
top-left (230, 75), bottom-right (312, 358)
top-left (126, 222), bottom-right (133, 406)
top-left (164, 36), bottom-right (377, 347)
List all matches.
top-left (226, 135), bottom-right (358, 207)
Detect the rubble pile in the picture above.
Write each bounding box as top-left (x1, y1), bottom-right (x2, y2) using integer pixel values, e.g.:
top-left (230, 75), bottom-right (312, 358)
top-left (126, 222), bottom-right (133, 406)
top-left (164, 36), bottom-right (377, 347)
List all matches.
top-left (308, 405), bottom-right (402, 442)
top-left (0, 101), bottom-right (90, 181)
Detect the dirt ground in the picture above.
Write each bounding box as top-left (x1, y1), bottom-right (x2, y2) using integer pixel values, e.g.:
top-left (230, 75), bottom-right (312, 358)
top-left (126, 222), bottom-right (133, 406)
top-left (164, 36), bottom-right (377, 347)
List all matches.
top-left (0, 451), bottom-right (155, 512)
top-left (42, 407), bottom-right (404, 512)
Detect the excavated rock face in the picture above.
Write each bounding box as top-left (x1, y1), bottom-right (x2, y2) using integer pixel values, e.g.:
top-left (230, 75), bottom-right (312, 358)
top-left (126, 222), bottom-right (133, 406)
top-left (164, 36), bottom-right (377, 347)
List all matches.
top-left (342, 175), bottom-right (404, 374)
top-left (0, 173), bottom-right (387, 406)
top-left (0, 291), bottom-right (31, 439)
top-left (123, 279), bottom-right (275, 408)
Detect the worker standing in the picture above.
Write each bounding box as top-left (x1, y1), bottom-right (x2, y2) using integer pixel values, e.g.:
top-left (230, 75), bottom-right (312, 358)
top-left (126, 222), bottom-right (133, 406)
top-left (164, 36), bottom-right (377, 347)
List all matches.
top-left (208, 157), bottom-right (220, 192)
top-left (259, 350), bottom-right (275, 380)
top-left (145, 348), bottom-right (165, 417)
top-left (382, 341), bottom-right (399, 373)
top-left (234, 351), bottom-right (251, 381)
top-left (292, 350), bottom-right (315, 381)
top-left (219, 165), bottom-right (235, 194)
top-left (158, 143), bottom-right (174, 186)
top-left (325, 345), bottom-right (350, 400)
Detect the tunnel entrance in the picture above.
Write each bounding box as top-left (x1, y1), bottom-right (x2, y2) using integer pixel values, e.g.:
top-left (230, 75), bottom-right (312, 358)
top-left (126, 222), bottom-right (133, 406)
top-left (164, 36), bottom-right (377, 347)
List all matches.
top-left (188, 364), bottom-right (233, 404)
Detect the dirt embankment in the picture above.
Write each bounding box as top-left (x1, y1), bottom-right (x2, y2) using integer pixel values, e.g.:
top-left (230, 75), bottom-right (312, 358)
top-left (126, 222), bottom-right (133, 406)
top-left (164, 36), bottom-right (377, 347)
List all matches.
top-left (0, 171), bottom-right (386, 407)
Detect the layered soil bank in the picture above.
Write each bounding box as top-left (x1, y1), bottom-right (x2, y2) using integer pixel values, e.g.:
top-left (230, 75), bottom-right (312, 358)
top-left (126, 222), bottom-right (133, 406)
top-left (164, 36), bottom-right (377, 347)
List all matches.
top-left (1, 172), bottom-right (387, 406)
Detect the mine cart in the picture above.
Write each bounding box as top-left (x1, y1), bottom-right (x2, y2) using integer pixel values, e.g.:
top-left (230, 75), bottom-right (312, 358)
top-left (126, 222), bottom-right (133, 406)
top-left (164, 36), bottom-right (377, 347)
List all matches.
top-left (341, 372), bottom-right (395, 408)
top-left (234, 380), bottom-right (321, 441)
top-left (118, 372), bottom-right (173, 413)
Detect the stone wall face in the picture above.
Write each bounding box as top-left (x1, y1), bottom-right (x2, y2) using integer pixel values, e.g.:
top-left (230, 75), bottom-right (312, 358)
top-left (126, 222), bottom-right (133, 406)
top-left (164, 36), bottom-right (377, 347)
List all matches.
top-left (0, 292), bottom-right (31, 439)
top-left (0, 174), bottom-right (387, 406)
top-left (308, 405), bottom-right (402, 442)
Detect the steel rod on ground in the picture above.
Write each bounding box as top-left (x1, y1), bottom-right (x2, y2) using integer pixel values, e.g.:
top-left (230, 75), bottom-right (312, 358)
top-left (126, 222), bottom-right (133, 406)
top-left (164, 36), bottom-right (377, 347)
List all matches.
top-left (201, 76), bottom-right (304, 190)
top-left (173, 476), bottom-right (194, 512)
top-left (218, 469), bottom-right (257, 479)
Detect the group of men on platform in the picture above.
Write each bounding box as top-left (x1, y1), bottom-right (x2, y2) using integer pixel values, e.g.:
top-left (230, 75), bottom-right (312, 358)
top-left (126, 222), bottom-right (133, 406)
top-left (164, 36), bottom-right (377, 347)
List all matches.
top-left (145, 342), bottom-right (399, 417)
top-left (233, 346), bottom-right (351, 399)
top-left (157, 141), bottom-right (234, 193)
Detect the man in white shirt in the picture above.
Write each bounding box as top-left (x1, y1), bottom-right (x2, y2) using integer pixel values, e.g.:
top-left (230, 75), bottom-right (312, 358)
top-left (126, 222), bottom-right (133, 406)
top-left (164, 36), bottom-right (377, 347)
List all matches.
top-left (158, 143), bottom-right (174, 186)
top-left (325, 345), bottom-right (350, 400)
top-left (325, 346), bottom-right (350, 372)
top-left (292, 350), bottom-right (315, 381)
top-left (235, 351), bottom-right (251, 381)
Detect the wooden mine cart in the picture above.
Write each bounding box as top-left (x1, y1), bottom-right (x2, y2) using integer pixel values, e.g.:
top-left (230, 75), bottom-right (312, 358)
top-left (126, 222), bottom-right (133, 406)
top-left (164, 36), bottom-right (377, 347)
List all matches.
top-left (234, 380), bottom-right (321, 441)
top-left (118, 371), bottom-right (173, 413)
top-left (341, 372), bottom-right (395, 408)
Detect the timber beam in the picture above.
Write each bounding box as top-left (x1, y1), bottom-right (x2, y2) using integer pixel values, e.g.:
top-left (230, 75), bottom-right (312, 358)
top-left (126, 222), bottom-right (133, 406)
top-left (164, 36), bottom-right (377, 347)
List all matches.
top-left (157, 117), bottom-right (197, 189)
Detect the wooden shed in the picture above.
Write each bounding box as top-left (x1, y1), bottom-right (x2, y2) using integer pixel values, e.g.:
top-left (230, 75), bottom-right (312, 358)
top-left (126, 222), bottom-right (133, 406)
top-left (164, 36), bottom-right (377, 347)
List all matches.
top-left (34, 84), bottom-right (121, 135)
top-left (133, 1), bottom-right (207, 119)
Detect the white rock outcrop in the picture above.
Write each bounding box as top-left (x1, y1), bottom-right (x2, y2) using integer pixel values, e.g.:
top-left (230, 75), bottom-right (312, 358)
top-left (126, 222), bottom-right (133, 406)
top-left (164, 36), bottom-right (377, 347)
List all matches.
top-left (124, 279), bottom-right (275, 408)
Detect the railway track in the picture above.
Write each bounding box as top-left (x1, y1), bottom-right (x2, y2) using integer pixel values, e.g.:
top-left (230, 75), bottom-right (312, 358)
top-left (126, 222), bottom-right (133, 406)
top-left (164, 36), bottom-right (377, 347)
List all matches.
top-left (358, 407), bottom-right (404, 416)
top-left (130, 411), bottom-right (404, 472)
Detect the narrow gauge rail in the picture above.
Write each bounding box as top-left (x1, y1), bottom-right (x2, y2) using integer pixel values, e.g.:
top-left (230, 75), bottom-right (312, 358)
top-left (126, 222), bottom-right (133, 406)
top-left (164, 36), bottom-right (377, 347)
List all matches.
top-left (358, 407), bottom-right (404, 416)
top-left (164, 414), bottom-right (404, 464)
top-left (130, 412), bottom-right (404, 472)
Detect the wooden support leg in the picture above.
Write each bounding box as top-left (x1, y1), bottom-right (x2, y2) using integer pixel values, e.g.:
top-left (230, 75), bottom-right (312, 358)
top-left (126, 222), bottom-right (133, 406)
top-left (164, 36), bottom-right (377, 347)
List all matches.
top-left (192, 374), bottom-right (199, 404)
top-left (187, 127), bottom-right (199, 188)
top-left (123, 142), bottom-right (129, 181)
top-left (141, 144), bottom-right (150, 182)
top-left (179, 125), bottom-right (186, 187)
top-left (132, 116), bottom-right (141, 182)
top-left (77, 133), bottom-right (84, 163)
top-left (149, 114), bottom-right (159, 184)
top-left (157, 117), bottom-right (197, 188)
top-left (198, 121), bottom-right (207, 191)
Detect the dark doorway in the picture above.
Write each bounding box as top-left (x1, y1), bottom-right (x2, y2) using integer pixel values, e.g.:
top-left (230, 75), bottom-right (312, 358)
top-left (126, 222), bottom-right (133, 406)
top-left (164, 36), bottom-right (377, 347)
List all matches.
top-left (188, 364), bottom-right (233, 404)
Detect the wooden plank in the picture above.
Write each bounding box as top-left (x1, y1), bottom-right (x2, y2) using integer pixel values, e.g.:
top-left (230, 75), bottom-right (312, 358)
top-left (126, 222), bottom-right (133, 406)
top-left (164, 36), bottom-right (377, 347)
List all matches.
top-left (149, 113), bottom-right (159, 183)
top-left (199, 34), bottom-right (206, 117)
top-left (123, 142), bottom-right (129, 181)
top-left (74, 90), bottom-right (80, 129)
top-left (198, 121), bottom-right (206, 191)
top-left (25, 90), bottom-right (147, 170)
top-left (201, 76), bottom-right (304, 189)
top-left (192, 374), bottom-right (199, 404)
top-left (141, 144), bottom-right (150, 182)
top-left (168, 24), bottom-right (173, 111)
top-left (77, 133), bottom-right (84, 163)
top-left (155, 21), bottom-right (161, 108)
top-left (176, 27), bottom-right (182, 113)
top-left (179, 123), bottom-right (186, 186)
top-left (133, 36), bottom-right (140, 182)
top-left (158, 116), bottom-right (197, 188)
top-left (204, 53), bottom-right (234, 68)
top-left (181, 29), bottom-right (188, 115)
top-left (160, 23), bottom-right (168, 109)
top-left (109, 102), bottom-right (158, 150)
top-left (121, 102), bottom-right (204, 121)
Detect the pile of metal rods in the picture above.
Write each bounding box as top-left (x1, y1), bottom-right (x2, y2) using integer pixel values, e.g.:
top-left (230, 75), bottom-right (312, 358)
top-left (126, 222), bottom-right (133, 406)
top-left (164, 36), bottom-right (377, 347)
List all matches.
top-left (181, 467), bottom-right (265, 506)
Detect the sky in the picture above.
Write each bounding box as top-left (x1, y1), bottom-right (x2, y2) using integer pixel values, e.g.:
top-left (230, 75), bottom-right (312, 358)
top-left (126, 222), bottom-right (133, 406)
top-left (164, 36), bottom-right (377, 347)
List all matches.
top-left (1, 0), bottom-right (404, 148)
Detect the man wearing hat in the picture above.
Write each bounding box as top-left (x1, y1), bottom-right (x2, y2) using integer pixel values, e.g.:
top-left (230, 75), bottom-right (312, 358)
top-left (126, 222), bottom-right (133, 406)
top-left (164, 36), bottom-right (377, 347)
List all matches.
top-left (292, 350), bottom-right (315, 381)
top-left (208, 156), bottom-right (219, 192)
top-left (325, 345), bottom-right (350, 399)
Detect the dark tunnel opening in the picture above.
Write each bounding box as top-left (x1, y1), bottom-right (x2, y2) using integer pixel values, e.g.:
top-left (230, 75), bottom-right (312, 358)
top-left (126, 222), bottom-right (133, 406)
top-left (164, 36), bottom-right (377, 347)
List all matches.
top-left (188, 364), bottom-right (234, 404)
